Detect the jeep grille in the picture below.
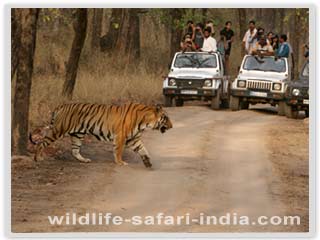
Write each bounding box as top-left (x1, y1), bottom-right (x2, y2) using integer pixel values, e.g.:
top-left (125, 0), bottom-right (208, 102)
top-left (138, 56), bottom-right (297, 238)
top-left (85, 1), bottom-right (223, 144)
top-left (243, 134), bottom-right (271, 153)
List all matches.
top-left (176, 79), bottom-right (203, 88)
top-left (247, 80), bottom-right (271, 91)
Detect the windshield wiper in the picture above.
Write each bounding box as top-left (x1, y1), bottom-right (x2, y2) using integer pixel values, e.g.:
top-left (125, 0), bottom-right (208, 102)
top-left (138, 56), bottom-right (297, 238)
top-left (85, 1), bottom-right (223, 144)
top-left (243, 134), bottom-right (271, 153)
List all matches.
top-left (198, 58), bottom-right (212, 68)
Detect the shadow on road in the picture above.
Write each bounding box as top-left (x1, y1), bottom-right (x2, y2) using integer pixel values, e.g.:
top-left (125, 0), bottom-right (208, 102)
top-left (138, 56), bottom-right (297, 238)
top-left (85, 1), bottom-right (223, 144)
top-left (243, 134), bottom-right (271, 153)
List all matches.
top-left (249, 105), bottom-right (278, 115)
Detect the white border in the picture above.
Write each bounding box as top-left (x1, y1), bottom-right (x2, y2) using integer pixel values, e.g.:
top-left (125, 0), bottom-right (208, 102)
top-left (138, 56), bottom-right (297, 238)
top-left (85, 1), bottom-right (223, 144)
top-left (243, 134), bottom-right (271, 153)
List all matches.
top-left (1, 0), bottom-right (317, 239)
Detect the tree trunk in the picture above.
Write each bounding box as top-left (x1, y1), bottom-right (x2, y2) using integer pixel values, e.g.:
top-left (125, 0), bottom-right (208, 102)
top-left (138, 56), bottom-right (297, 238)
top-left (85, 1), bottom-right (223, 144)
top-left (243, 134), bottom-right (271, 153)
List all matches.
top-left (100, 8), bottom-right (124, 52)
top-left (62, 9), bottom-right (88, 99)
top-left (110, 9), bottom-right (141, 63)
top-left (12, 8), bottom-right (39, 155)
top-left (292, 9), bottom-right (301, 79)
top-left (238, 8), bottom-right (247, 57)
top-left (263, 9), bottom-right (276, 32)
top-left (91, 9), bottom-right (103, 49)
top-left (11, 9), bottom-right (22, 81)
top-left (279, 9), bottom-right (285, 34)
top-left (169, 9), bottom-right (185, 58)
top-left (115, 9), bottom-right (130, 54)
top-left (125, 9), bottom-right (140, 62)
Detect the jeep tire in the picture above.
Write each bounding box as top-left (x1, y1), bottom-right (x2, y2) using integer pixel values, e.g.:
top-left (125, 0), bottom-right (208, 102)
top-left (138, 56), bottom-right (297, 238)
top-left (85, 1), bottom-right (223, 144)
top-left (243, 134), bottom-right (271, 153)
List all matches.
top-left (211, 89), bottom-right (221, 110)
top-left (240, 101), bottom-right (249, 110)
top-left (278, 101), bottom-right (285, 116)
top-left (221, 99), bottom-right (229, 109)
top-left (175, 99), bottom-right (184, 107)
top-left (230, 96), bottom-right (240, 111)
top-left (164, 96), bottom-right (173, 107)
top-left (285, 104), bottom-right (298, 119)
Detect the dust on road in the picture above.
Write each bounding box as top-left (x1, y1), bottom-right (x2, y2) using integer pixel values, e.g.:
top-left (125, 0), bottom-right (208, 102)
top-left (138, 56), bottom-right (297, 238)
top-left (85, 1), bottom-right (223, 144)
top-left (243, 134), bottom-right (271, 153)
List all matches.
top-left (11, 104), bottom-right (309, 233)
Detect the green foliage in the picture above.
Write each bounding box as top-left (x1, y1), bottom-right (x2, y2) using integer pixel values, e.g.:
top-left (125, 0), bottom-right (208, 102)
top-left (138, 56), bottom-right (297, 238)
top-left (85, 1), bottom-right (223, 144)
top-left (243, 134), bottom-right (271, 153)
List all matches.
top-left (149, 8), bottom-right (210, 31)
top-left (39, 8), bottom-right (74, 26)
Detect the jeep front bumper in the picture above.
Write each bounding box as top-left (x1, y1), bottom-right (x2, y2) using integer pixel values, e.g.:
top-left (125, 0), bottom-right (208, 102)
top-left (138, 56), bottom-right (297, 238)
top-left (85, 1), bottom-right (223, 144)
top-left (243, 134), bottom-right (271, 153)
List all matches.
top-left (163, 88), bottom-right (217, 97)
top-left (231, 89), bottom-right (284, 101)
top-left (286, 97), bottom-right (309, 108)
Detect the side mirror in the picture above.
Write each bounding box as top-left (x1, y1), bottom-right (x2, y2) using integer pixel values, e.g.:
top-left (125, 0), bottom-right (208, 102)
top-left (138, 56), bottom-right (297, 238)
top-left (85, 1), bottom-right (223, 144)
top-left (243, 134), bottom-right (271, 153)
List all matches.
top-left (168, 64), bottom-right (171, 70)
top-left (237, 66), bottom-right (241, 72)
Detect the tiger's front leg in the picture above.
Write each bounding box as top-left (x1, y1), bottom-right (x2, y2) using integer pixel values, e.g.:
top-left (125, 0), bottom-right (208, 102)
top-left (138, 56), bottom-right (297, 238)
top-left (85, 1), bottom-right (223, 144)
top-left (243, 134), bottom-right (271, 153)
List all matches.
top-left (71, 134), bottom-right (91, 163)
top-left (113, 135), bottom-right (129, 166)
top-left (127, 138), bottom-right (152, 168)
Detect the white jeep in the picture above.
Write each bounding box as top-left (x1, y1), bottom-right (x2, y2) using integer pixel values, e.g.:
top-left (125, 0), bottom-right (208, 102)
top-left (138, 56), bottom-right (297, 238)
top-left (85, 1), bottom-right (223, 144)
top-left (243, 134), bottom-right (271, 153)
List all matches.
top-left (230, 55), bottom-right (292, 115)
top-left (162, 51), bottom-right (229, 109)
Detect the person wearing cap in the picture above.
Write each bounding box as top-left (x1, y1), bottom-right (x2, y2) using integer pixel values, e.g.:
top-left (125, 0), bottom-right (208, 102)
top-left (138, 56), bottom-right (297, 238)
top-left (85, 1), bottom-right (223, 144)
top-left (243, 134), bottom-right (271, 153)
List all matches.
top-left (201, 28), bottom-right (217, 52)
top-left (251, 35), bottom-right (274, 56)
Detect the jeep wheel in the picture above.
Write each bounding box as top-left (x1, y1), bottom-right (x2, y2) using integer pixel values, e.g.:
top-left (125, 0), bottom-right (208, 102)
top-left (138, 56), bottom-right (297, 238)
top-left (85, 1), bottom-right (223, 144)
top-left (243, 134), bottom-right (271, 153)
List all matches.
top-left (211, 90), bottom-right (221, 110)
top-left (164, 96), bottom-right (173, 107)
top-left (285, 104), bottom-right (298, 119)
top-left (240, 101), bottom-right (249, 110)
top-left (278, 101), bottom-right (285, 116)
top-left (221, 99), bottom-right (229, 109)
top-left (230, 96), bottom-right (240, 111)
top-left (175, 99), bottom-right (184, 107)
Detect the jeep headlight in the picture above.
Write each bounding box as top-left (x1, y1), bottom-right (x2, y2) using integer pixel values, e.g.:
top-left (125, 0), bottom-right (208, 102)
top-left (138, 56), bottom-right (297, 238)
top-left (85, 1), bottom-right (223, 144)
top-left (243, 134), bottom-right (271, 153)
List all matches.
top-left (292, 88), bottom-right (300, 96)
top-left (237, 80), bottom-right (246, 88)
top-left (273, 83), bottom-right (282, 91)
top-left (168, 78), bottom-right (176, 86)
top-left (204, 79), bottom-right (212, 87)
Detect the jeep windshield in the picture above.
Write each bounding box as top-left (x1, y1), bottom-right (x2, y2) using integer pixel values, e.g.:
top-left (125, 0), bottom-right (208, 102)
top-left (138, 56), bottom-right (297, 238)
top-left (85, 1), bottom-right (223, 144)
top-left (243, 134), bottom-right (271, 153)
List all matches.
top-left (243, 56), bottom-right (286, 73)
top-left (174, 53), bottom-right (217, 68)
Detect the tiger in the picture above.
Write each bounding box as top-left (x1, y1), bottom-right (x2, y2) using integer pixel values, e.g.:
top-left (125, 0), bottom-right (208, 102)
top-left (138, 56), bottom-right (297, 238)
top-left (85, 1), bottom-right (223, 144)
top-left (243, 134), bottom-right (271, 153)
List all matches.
top-left (29, 102), bottom-right (173, 168)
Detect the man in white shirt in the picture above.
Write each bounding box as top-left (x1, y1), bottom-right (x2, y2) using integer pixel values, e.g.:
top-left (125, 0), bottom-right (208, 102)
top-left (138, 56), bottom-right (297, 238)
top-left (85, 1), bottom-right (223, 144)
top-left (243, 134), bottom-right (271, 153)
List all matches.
top-left (201, 28), bottom-right (217, 52)
top-left (242, 20), bottom-right (257, 54)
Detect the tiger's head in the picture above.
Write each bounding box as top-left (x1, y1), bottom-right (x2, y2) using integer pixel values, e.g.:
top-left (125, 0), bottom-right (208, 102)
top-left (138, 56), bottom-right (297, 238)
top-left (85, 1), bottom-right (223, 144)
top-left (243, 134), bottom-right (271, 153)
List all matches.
top-left (153, 104), bottom-right (173, 133)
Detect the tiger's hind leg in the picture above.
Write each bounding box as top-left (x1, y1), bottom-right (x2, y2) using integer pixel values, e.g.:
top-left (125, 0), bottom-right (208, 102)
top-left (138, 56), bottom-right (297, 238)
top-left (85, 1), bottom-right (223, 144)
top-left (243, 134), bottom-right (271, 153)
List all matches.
top-left (113, 135), bottom-right (128, 166)
top-left (127, 138), bottom-right (152, 168)
top-left (70, 134), bottom-right (91, 163)
top-left (34, 130), bottom-right (58, 162)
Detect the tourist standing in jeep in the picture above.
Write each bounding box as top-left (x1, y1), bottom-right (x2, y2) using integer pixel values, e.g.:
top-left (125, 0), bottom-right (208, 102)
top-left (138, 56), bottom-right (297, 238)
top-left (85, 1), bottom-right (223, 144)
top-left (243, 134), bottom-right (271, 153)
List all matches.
top-left (220, 21), bottom-right (234, 74)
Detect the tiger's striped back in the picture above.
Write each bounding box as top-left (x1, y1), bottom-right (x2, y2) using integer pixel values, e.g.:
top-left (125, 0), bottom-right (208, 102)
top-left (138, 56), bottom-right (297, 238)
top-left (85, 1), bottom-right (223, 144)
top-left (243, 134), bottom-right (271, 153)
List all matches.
top-left (31, 102), bottom-right (172, 168)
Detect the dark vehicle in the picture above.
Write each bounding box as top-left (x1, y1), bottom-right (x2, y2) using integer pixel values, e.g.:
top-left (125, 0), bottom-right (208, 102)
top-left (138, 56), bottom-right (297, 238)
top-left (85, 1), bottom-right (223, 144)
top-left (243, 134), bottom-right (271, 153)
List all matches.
top-left (284, 61), bottom-right (309, 118)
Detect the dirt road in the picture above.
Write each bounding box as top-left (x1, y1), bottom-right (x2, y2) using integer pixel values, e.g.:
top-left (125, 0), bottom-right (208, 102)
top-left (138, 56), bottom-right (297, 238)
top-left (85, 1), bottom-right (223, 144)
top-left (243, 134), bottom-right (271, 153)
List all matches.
top-left (11, 104), bottom-right (309, 233)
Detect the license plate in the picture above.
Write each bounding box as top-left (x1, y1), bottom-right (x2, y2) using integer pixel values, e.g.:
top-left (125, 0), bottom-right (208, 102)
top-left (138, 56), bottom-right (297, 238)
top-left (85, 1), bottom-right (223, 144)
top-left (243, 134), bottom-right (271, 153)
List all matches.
top-left (249, 91), bottom-right (267, 97)
top-left (181, 90), bottom-right (198, 95)
top-left (303, 99), bottom-right (309, 104)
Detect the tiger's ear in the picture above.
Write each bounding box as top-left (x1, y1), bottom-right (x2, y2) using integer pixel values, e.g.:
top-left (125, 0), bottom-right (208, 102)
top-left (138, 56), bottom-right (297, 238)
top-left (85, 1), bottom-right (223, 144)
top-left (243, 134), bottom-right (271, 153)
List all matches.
top-left (155, 104), bottom-right (163, 113)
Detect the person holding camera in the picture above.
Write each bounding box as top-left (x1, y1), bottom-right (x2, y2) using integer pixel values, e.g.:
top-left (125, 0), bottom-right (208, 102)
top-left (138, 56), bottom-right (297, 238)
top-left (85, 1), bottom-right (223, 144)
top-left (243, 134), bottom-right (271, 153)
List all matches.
top-left (193, 23), bottom-right (205, 50)
top-left (251, 35), bottom-right (274, 57)
top-left (180, 33), bottom-right (196, 52)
